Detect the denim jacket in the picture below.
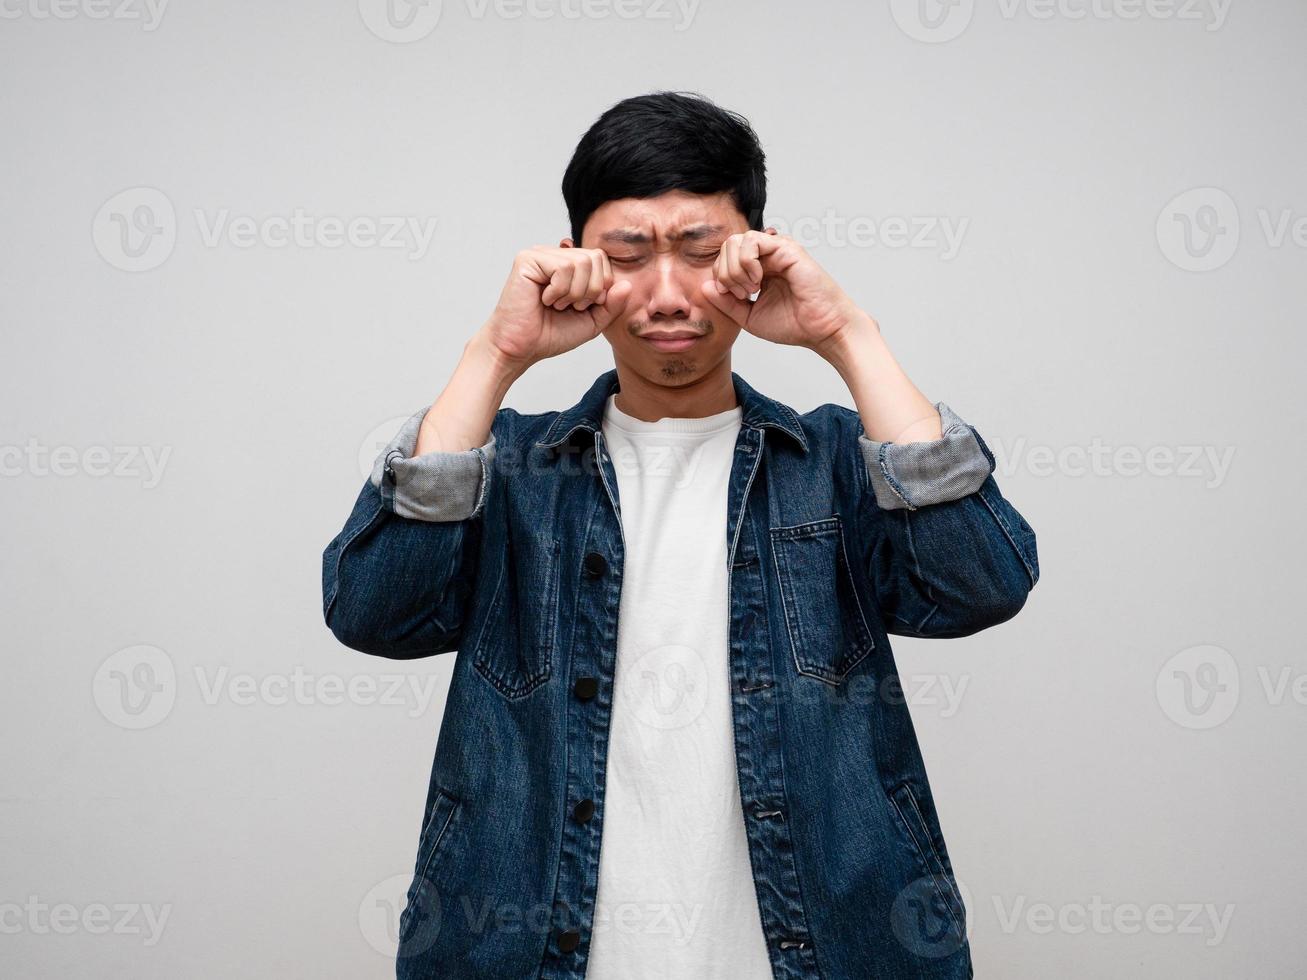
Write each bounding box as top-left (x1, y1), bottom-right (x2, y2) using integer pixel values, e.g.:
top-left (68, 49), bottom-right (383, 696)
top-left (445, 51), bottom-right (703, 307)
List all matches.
top-left (322, 367), bottom-right (1039, 980)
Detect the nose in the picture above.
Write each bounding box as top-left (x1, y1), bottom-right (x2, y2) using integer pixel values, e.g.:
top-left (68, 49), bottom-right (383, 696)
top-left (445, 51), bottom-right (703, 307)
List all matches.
top-left (642, 252), bottom-right (693, 321)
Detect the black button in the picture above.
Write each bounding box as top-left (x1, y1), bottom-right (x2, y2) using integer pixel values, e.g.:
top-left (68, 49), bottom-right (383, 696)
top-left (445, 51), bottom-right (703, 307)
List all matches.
top-left (740, 611), bottom-right (757, 636)
top-left (557, 928), bottom-right (581, 952)
top-left (572, 798), bottom-right (594, 823)
top-left (583, 552), bottom-right (607, 578)
top-left (573, 676), bottom-right (598, 701)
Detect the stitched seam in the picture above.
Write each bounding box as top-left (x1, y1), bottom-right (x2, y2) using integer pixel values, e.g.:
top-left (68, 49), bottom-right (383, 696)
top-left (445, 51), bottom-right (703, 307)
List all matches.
top-left (900, 509), bottom-right (941, 634)
top-left (471, 445), bottom-right (490, 517)
top-left (835, 519), bottom-right (877, 659)
top-left (769, 533), bottom-right (818, 684)
top-left (414, 791), bottom-right (459, 884)
top-left (877, 443), bottom-right (916, 511)
top-left (470, 561), bottom-right (538, 698)
top-left (976, 485), bottom-right (1038, 588)
top-left (769, 518), bottom-right (873, 685)
top-left (324, 495), bottom-right (388, 624)
top-left (778, 403), bottom-right (807, 452)
top-left (770, 516), bottom-right (840, 536)
top-left (890, 788), bottom-right (963, 936)
top-left (906, 788), bottom-right (965, 913)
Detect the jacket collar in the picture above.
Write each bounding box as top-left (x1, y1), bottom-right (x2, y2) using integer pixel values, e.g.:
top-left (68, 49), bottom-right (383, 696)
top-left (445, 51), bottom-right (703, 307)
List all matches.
top-left (535, 367), bottom-right (810, 455)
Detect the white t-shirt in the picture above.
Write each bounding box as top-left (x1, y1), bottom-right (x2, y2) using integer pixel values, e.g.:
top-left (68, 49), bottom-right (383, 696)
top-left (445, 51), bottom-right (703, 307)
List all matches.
top-left (586, 392), bottom-right (773, 980)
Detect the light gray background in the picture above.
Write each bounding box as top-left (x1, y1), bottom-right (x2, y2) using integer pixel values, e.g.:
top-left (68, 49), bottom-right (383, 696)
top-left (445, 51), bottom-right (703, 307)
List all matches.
top-left (2, 0), bottom-right (1303, 977)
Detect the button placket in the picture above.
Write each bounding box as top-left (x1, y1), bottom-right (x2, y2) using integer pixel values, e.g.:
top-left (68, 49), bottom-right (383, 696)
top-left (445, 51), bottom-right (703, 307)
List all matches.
top-left (726, 428), bottom-right (820, 977)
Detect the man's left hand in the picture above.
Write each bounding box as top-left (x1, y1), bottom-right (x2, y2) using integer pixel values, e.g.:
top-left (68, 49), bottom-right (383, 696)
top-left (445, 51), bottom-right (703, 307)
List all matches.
top-left (699, 228), bottom-right (877, 354)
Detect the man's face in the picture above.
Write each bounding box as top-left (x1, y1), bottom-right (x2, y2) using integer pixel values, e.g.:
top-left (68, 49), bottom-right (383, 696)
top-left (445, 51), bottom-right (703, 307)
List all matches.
top-left (566, 189), bottom-right (750, 386)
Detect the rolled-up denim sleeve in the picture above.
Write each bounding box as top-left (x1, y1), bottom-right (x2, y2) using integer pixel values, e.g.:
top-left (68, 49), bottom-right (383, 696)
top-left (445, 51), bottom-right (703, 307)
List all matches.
top-left (857, 402), bottom-right (991, 511)
top-left (323, 408), bottom-right (504, 658)
top-left (370, 406), bottom-right (496, 522)
top-left (851, 403), bottom-right (1039, 638)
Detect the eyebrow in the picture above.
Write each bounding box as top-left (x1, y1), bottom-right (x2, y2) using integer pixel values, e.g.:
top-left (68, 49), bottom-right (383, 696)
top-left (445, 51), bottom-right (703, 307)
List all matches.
top-left (599, 223), bottom-right (728, 245)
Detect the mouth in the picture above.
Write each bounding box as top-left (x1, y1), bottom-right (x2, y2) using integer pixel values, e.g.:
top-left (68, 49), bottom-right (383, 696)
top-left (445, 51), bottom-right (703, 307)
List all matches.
top-left (640, 331), bottom-right (704, 353)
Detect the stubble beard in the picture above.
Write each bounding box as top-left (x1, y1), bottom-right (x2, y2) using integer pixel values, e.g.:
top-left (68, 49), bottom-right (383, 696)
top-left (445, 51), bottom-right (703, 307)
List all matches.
top-left (629, 318), bottom-right (713, 384)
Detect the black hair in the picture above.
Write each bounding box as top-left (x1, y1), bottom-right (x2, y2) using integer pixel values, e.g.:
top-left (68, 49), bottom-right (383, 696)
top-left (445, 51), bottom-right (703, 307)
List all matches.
top-left (561, 91), bottom-right (767, 245)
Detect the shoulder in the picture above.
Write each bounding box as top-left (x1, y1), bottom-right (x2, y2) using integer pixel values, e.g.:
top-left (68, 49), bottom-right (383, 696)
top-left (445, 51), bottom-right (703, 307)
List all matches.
top-left (796, 401), bottom-right (863, 443)
top-left (488, 406), bottom-right (563, 451)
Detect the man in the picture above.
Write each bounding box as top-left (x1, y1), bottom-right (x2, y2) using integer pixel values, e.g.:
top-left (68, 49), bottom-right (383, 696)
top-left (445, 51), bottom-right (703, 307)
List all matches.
top-left (323, 91), bottom-right (1039, 980)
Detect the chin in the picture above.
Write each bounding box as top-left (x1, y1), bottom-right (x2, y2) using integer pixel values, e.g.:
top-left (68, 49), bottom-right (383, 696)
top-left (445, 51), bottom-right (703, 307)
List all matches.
top-left (652, 357), bottom-right (701, 383)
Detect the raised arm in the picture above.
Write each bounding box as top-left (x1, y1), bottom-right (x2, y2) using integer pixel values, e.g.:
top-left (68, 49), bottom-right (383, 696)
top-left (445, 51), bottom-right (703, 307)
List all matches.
top-left (321, 246), bottom-right (635, 657)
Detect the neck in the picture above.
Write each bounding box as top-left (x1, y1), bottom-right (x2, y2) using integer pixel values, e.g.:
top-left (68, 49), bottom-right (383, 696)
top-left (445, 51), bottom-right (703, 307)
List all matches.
top-left (610, 356), bottom-right (738, 422)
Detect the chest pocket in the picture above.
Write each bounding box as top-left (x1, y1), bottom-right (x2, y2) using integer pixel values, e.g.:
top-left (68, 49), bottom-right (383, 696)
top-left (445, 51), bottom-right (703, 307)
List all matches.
top-left (769, 515), bottom-right (876, 686)
top-left (469, 534), bottom-right (560, 699)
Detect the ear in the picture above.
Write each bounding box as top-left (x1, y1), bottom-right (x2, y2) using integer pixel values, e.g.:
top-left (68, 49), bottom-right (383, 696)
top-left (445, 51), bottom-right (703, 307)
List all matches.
top-left (559, 237), bottom-right (575, 248)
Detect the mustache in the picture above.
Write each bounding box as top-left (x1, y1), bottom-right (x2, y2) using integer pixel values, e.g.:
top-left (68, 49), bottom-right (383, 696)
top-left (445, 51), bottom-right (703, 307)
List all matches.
top-left (626, 319), bottom-right (714, 335)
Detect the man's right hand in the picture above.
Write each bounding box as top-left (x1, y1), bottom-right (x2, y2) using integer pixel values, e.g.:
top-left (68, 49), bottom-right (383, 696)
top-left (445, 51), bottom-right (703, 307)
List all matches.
top-left (411, 247), bottom-right (634, 458)
top-left (481, 247), bottom-right (635, 369)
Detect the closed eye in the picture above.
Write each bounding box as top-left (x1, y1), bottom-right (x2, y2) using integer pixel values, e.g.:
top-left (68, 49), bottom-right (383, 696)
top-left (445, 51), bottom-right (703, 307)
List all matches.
top-left (687, 248), bottom-right (721, 261)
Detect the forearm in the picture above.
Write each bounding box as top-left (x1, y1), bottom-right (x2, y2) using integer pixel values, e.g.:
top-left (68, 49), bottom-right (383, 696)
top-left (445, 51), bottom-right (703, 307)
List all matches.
top-left (415, 328), bottom-right (528, 456)
top-left (817, 313), bottom-right (943, 445)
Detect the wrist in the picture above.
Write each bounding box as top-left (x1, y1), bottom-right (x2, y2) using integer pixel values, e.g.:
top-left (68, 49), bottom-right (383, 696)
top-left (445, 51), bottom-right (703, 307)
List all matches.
top-left (814, 309), bottom-right (883, 375)
top-left (468, 328), bottom-right (532, 387)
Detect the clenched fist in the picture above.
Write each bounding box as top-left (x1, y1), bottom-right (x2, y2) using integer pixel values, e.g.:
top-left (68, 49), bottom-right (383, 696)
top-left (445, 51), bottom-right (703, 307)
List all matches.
top-left (481, 246), bottom-right (635, 369)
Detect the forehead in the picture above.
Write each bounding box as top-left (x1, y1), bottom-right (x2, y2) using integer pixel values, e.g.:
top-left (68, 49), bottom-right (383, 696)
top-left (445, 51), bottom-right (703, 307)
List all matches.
top-left (584, 190), bottom-right (749, 244)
